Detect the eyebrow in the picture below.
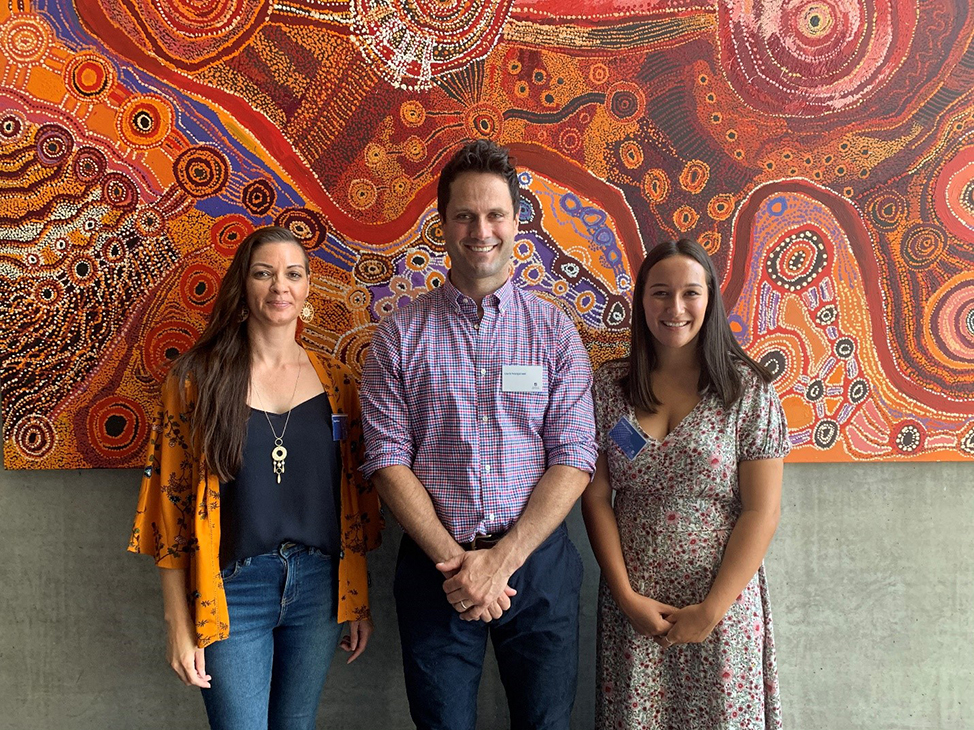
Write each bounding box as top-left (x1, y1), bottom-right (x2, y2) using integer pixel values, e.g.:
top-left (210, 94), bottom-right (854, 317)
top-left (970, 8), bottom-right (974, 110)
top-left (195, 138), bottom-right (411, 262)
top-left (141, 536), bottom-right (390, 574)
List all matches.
top-left (250, 262), bottom-right (305, 269)
top-left (648, 282), bottom-right (704, 288)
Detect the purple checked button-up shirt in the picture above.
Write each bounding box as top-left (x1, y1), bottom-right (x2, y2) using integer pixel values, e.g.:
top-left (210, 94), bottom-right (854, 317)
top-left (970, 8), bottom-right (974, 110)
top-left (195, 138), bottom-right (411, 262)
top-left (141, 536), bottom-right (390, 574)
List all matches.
top-left (360, 276), bottom-right (597, 543)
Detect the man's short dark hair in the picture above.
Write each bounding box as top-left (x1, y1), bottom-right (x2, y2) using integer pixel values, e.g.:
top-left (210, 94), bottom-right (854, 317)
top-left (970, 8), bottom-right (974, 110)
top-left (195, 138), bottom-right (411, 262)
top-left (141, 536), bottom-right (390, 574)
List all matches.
top-left (436, 139), bottom-right (520, 220)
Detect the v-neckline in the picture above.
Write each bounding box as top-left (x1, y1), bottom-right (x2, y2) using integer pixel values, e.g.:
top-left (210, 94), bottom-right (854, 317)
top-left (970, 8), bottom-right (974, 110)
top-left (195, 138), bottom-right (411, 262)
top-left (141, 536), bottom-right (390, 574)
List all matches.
top-left (629, 395), bottom-right (707, 445)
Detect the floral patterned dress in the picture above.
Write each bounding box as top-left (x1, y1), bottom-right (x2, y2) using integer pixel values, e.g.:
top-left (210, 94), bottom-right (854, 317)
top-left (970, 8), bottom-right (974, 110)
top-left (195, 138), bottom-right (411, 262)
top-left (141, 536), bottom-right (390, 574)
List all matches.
top-left (593, 360), bottom-right (790, 730)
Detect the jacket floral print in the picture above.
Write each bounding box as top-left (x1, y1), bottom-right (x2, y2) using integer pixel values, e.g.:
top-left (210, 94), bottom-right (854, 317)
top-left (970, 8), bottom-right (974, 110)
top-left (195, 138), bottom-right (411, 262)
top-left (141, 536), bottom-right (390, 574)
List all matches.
top-left (129, 351), bottom-right (382, 648)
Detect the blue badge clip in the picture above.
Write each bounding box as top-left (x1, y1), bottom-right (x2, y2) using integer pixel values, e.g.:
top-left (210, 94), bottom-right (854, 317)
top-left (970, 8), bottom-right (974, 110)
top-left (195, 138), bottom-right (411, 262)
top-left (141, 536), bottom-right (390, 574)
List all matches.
top-left (331, 413), bottom-right (349, 441)
top-left (609, 416), bottom-right (649, 461)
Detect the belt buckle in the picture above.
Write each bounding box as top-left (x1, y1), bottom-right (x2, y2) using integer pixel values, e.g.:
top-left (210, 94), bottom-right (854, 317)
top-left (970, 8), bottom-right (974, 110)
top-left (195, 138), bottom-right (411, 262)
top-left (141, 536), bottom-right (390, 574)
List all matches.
top-left (466, 531), bottom-right (503, 550)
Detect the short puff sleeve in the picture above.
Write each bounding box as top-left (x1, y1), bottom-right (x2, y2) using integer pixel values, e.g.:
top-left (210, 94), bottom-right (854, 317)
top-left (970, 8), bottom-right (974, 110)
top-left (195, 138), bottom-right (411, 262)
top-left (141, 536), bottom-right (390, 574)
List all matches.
top-left (735, 367), bottom-right (791, 462)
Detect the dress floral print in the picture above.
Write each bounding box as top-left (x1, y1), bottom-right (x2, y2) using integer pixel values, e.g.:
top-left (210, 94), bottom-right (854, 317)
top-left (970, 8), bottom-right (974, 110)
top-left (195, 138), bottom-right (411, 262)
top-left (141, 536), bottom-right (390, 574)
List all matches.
top-left (593, 360), bottom-right (790, 730)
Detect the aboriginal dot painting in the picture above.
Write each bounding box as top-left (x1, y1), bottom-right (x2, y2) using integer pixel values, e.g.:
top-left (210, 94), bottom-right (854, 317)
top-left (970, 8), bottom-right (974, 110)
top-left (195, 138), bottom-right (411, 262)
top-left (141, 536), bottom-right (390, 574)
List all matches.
top-left (1, 0), bottom-right (972, 468)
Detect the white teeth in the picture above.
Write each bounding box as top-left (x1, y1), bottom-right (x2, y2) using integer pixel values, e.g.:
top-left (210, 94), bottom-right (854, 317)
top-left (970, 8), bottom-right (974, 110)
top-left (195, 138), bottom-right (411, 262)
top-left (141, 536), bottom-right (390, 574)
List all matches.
top-left (663, 321), bottom-right (688, 327)
top-left (469, 245), bottom-right (494, 252)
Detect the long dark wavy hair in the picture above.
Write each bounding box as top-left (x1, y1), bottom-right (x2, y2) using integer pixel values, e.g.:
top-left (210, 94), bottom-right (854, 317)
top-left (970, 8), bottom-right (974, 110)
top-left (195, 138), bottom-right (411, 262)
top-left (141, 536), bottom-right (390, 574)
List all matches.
top-left (170, 225), bottom-right (308, 482)
top-left (620, 238), bottom-right (771, 412)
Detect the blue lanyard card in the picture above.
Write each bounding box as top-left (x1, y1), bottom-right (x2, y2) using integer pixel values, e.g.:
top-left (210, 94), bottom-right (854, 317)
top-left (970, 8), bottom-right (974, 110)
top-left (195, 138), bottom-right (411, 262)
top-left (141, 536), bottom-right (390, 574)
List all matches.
top-left (609, 416), bottom-right (649, 461)
top-left (331, 413), bottom-right (348, 441)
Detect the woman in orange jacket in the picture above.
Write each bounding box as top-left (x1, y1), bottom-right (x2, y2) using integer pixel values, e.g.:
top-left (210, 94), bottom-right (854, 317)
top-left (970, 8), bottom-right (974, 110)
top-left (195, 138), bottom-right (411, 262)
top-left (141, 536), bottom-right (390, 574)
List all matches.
top-left (130, 225), bottom-right (381, 730)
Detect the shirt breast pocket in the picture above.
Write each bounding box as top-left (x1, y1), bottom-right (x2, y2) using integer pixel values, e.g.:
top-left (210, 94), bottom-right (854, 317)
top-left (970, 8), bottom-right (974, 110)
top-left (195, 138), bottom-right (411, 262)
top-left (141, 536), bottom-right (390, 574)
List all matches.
top-left (499, 390), bottom-right (549, 430)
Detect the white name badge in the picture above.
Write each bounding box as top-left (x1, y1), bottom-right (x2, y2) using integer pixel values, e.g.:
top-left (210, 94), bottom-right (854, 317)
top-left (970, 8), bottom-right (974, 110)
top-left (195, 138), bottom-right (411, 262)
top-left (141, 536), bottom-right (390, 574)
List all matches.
top-left (502, 365), bottom-right (545, 393)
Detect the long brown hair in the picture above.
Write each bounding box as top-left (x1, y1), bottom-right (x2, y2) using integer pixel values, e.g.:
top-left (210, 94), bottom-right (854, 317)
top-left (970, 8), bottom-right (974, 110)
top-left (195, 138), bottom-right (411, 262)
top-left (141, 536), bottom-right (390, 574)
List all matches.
top-left (171, 225), bottom-right (308, 481)
top-left (620, 238), bottom-right (771, 412)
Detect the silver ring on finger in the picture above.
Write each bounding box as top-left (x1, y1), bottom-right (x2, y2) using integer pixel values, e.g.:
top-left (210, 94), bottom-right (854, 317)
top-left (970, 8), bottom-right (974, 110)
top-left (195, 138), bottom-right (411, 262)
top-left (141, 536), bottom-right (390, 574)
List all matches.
top-left (459, 600), bottom-right (468, 611)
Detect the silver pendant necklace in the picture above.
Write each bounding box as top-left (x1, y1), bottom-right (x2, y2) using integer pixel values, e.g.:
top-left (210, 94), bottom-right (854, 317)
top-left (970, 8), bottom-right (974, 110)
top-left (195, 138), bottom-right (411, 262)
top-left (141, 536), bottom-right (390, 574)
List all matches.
top-left (252, 359), bottom-right (302, 484)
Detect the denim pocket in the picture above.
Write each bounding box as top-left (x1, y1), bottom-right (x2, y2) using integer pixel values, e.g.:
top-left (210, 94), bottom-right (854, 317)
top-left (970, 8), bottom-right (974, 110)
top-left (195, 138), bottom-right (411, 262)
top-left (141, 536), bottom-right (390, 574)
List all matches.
top-left (219, 557), bottom-right (251, 584)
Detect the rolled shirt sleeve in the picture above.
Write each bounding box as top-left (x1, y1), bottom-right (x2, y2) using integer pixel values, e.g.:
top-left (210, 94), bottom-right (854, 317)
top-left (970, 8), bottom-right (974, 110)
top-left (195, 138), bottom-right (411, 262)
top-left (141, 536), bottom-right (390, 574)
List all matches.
top-left (359, 316), bottom-right (416, 481)
top-left (541, 311), bottom-right (597, 475)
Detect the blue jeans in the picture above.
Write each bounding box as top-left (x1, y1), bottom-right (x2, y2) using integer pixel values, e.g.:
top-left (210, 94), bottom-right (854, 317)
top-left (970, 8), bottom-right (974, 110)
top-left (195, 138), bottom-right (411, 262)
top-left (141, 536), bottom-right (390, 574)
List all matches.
top-left (394, 524), bottom-right (583, 730)
top-left (200, 543), bottom-right (343, 730)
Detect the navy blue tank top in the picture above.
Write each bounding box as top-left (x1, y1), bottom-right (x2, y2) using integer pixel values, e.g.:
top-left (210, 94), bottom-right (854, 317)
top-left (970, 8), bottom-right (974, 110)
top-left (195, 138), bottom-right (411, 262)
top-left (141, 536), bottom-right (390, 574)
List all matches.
top-left (219, 392), bottom-right (341, 567)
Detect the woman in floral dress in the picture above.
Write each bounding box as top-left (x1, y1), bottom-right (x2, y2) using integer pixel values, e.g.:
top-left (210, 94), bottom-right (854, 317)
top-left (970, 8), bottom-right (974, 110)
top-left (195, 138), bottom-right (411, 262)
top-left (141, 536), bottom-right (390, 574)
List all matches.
top-left (582, 238), bottom-right (790, 729)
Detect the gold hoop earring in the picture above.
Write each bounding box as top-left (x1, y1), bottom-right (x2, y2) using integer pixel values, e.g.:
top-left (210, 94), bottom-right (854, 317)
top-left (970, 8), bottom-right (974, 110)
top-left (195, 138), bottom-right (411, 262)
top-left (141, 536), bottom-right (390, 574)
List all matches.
top-left (300, 303), bottom-right (314, 323)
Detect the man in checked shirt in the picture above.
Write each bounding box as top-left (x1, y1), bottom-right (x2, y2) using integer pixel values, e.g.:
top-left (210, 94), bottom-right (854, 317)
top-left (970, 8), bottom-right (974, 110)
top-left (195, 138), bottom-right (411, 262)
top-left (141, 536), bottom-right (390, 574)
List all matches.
top-left (360, 139), bottom-right (598, 730)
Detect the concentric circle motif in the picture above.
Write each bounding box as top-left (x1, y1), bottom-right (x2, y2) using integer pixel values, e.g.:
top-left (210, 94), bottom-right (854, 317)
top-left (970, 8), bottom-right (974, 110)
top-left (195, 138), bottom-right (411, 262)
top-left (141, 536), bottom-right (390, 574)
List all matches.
top-left (173, 146), bottom-right (230, 198)
top-left (275, 208), bottom-right (328, 250)
top-left (117, 94), bottom-right (174, 149)
top-left (13, 414), bottom-right (56, 460)
top-left (0, 110), bottom-right (27, 145)
top-left (101, 236), bottom-right (128, 264)
top-left (64, 52), bottom-right (116, 101)
top-left (144, 321), bottom-right (201, 381)
top-left (674, 206), bottom-right (699, 232)
top-left (346, 286), bottom-right (372, 310)
top-left (812, 418), bottom-right (839, 449)
top-left (211, 214), bottom-right (254, 257)
top-left (642, 169), bottom-right (670, 203)
top-left (605, 81), bottom-right (646, 122)
top-left (421, 215), bottom-right (446, 252)
top-left (834, 336), bottom-right (856, 358)
top-left (766, 228), bottom-right (828, 292)
top-left (899, 223), bottom-right (946, 270)
top-left (933, 145), bottom-right (974, 242)
top-left (752, 334), bottom-right (803, 391)
top-left (133, 206), bottom-right (166, 238)
top-left (403, 136), bottom-right (427, 162)
top-left (925, 272), bottom-right (974, 368)
top-left (558, 128), bottom-right (581, 153)
top-left (865, 189), bottom-right (907, 231)
top-left (466, 103), bottom-right (503, 139)
top-left (101, 172), bottom-right (139, 210)
top-left (85, 395), bottom-right (149, 461)
top-left (354, 253), bottom-right (393, 285)
top-left (589, 62), bottom-right (610, 85)
top-left (805, 378), bottom-right (825, 402)
top-left (36, 124), bottom-right (73, 168)
top-left (68, 254), bottom-right (98, 285)
top-left (406, 248), bottom-right (431, 271)
top-left (619, 140), bottom-right (644, 170)
top-left (699, 231), bottom-right (721, 255)
top-left (575, 290), bottom-right (596, 313)
top-left (400, 100), bottom-right (426, 127)
top-left (72, 146), bottom-right (107, 184)
top-left (0, 14), bottom-right (52, 64)
top-left (32, 278), bottom-right (65, 308)
top-left (242, 179), bottom-right (276, 216)
top-left (350, 0), bottom-right (515, 90)
top-left (891, 420), bottom-right (924, 454)
top-left (604, 298), bottom-right (629, 328)
top-left (708, 194), bottom-right (735, 221)
top-left (425, 270), bottom-right (445, 289)
top-left (815, 303), bottom-right (837, 326)
top-left (179, 263), bottom-right (221, 311)
top-left (717, 0), bottom-right (916, 116)
top-left (347, 179), bottom-right (378, 210)
top-left (848, 378), bottom-right (869, 404)
top-left (759, 350), bottom-right (788, 381)
top-left (679, 160), bottom-right (710, 195)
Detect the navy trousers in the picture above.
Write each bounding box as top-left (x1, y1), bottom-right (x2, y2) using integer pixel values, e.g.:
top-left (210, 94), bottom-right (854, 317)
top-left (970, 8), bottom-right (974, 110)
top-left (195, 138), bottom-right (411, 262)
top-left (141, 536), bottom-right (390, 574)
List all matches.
top-left (394, 524), bottom-right (583, 730)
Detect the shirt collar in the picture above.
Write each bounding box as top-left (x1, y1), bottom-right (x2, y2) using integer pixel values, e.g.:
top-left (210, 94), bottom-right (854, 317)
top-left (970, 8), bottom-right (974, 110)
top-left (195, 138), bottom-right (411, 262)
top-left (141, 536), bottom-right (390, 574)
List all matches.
top-left (442, 273), bottom-right (515, 315)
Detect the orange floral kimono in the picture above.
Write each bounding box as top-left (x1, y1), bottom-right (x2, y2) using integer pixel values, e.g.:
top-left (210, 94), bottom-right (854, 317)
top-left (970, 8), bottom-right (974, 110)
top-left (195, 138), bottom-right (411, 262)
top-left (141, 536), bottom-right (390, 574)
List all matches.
top-left (129, 351), bottom-right (382, 648)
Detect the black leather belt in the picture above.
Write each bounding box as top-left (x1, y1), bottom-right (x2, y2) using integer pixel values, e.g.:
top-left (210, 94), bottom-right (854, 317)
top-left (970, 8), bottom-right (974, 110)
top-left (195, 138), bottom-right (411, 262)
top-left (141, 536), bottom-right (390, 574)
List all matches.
top-left (461, 531), bottom-right (508, 550)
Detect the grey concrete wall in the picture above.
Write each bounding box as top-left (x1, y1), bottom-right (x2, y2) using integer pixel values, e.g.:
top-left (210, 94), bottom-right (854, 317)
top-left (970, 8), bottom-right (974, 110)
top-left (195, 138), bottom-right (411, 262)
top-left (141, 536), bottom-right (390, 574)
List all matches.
top-left (0, 453), bottom-right (971, 729)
